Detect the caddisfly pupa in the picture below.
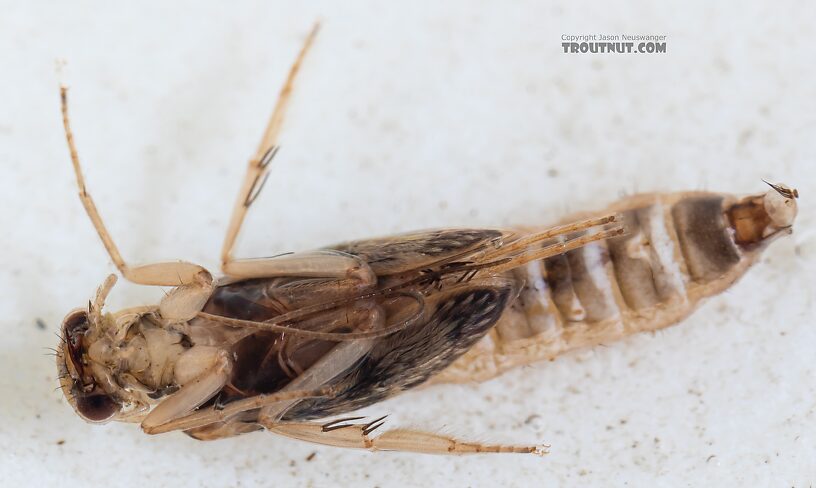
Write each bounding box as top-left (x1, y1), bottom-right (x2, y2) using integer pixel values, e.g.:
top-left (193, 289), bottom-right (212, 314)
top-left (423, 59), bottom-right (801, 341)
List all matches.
top-left (55, 24), bottom-right (797, 456)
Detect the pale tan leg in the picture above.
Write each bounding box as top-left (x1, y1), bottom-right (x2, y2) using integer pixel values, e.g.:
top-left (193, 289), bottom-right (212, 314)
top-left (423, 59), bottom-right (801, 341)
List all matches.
top-left (164, 306), bottom-right (381, 436)
top-left (224, 250), bottom-right (376, 284)
top-left (488, 224), bottom-right (625, 274)
top-left (221, 23), bottom-right (320, 272)
top-left (60, 87), bottom-right (212, 288)
top-left (257, 302), bottom-right (385, 422)
top-left (266, 419), bottom-right (548, 456)
top-left (480, 214), bottom-right (620, 261)
top-left (60, 87), bottom-right (214, 322)
top-left (141, 349), bottom-right (232, 433)
top-left (196, 290), bottom-right (425, 341)
top-left (143, 386), bottom-right (335, 435)
top-left (214, 24), bottom-right (370, 285)
top-left (89, 274), bottom-right (118, 324)
top-left (439, 219), bottom-right (623, 280)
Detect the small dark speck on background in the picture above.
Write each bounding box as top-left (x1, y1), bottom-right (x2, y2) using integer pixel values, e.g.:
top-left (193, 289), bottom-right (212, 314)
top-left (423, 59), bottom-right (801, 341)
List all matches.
top-left (547, 168), bottom-right (559, 178)
top-left (57, 440), bottom-right (65, 445)
top-left (306, 452), bottom-right (316, 461)
top-left (36, 318), bottom-right (46, 330)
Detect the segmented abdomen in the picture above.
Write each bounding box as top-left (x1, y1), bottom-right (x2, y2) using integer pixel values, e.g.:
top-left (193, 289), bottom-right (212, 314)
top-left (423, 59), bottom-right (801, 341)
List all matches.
top-left (434, 192), bottom-right (760, 384)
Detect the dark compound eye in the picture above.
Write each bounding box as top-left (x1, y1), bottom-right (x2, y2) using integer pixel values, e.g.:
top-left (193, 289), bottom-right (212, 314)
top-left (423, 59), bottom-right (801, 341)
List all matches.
top-left (64, 311), bottom-right (88, 339)
top-left (76, 392), bottom-right (120, 422)
top-left (62, 311), bottom-right (89, 373)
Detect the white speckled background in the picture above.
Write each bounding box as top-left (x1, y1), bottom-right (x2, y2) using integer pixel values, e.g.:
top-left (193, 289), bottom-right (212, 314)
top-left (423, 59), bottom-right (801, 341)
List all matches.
top-left (1, 1), bottom-right (814, 486)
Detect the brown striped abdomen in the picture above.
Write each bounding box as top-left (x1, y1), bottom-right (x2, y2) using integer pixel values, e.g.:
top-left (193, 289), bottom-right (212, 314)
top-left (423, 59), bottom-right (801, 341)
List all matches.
top-left (433, 192), bottom-right (770, 384)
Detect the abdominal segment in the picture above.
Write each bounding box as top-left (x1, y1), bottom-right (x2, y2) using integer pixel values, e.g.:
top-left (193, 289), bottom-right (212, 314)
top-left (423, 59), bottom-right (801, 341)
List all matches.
top-left (434, 192), bottom-right (759, 384)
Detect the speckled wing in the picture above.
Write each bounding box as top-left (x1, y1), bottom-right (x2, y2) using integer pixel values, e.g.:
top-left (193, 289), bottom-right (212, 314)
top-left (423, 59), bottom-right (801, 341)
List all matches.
top-left (330, 229), bottom-right (504, 275)
top-left (281, 278), bottom-right (516, 420)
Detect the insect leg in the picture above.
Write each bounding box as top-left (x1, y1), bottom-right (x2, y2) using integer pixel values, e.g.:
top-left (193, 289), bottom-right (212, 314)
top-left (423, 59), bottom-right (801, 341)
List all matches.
top-left (475, 221), bottom-right (625, 275)
top-left (258, 311), bottom-right (384, 423)
top-left (221, 23), bottom-right (320, 273)
top-left (197, 290), bottom-right (425, 341)
top-left (143, 386), bottom-right (335, 435)
top-left (264, 420), bottom-right (548, 456)
top-left (146, 300), bottom-right (377, 436)
top-left (60, 87), bottom-right (214, 321)
top-left (489, 225), bottom-right (625, 274)
top-left (141, 349), bottom-right (232, 434)
top-left (479, 214), bottom-right (620, 262)
top-left (60, 87), bottom-right (212, 288)
top-left (223, 250), bottom-right (376, 285)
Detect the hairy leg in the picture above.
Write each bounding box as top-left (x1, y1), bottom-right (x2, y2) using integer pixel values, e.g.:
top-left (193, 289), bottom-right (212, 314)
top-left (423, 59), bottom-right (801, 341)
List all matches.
top-left (265, 418), bottom-right (548, 456)
top-left (221, 23), bottom-right (320, 272)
